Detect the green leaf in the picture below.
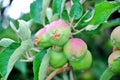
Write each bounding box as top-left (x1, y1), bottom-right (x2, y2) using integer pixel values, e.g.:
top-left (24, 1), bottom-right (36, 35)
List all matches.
top-left (95, 0), bottom-right (106, 4)
top-left (14, 62), bottom-right (27, 75)
top-left (30, 0), bottom-right (51, 25)
top-left (61, 9), bottom-right (70, 23)
top-left (10, 20), bottom-right (31, 41)
top-left (30, 0), bottom-right (43, 24)
top-left (2, 39), bottom-right (32, 80)
top-left (73, 10), bottom-right (91, 29)
top-left (70, 1), bottom-right (83, 20)
top-left (118, 8), bottom-right (120, 13)
top-left (17, 20), bottom-right (31, 40)
top-left (0, 43), bottom-right (20, 77)
top-left (33, 49), bottom-right (47, 80)
top-left (38, 49), bottom-right (50, 80)
top-left (46, 8), bottom-right (53, 22)
top-left (63, 72), bottom-right (69, 80)
top-left (41, 0), bottom-right (51, 25)
top-left (0, 38), bottom-right (14, 47)
top-left (85, 24), bottom-right (100, 31)
top-left (51, 14), bottom-right (59, 22)
top-left (89, 1), bottom-right (120, 25)
top-left (52, 0), bottom-right (66, 15)
top-left (10, 21), bottom-right (17, 32)
top-left (81, 10), bottom-right (92, 23)
top-left (100, 18), bottom-right (120, 30)
top-left (100, 68), bottom-right (115, 80)
top-left (42, 0), bottom-right (51, 12)
top-left (72, 0), bottom-right (79, 3)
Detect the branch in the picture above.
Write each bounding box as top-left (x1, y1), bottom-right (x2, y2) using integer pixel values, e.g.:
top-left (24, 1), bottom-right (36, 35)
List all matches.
top-left (113, 46), bottom-right (119, 52)
top-left (70, 69), bottom-right (74, 80)
top-left (72, 27), bottom-right (86, 35)
top-left (20, 56), bottom-right (34, 62)
top-left (72, 10), bottom-right (90, 29)
top-left (70, 18), bottom-right (74, 28)
top-left (46, 66), bottom-right (71, 80)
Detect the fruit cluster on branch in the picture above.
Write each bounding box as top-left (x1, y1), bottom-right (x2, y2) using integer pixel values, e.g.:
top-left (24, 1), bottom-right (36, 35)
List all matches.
top-left (108, 26), bottom-right (120, 73)
top-left (34, 20), bottom-right (92, 71)
top-left (100, 26), bottom-right (120, 80)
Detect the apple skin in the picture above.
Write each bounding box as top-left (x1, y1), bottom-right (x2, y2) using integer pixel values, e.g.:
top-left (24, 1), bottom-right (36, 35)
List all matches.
top-left (111, 26), bottom-right (120, 49)
top-left (69, 50), bottom-right (92, 71)
top-left (49, 49), bottom-right (68, 68)
top-left (34, 26), bottom-right (52, 47)
top-left (108, 50), bottom-right (120, 73)
top-left (46, 20), bottom-right (71, 46)
top-left (52, 45), bottom-right (63, 52)
top-left (110, 59), bottom-right (120, 74)
top-left (64, 38), bottom-right (87, 61)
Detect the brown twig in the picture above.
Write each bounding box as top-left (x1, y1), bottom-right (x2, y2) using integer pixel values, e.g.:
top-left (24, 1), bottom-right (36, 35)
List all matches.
top-left (46, 65), bottom-right (70, 80)
top-left (113, 46), bottom-right (119, 51)
top-left (70, 69), bottom-right (74, 80)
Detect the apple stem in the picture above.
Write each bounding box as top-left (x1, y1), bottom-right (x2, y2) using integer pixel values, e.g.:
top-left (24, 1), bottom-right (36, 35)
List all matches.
top-left (100, 68), bottom-right (115, 80)
top-left (113, 46), bottom-right (119, 51)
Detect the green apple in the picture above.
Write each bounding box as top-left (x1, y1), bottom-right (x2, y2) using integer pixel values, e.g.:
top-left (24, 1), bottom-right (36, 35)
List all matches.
top-left (69, 50), bottom-right (92, 70)
top-left (108, 50), bottom-right (120, 73)
top-left (49, 49), bottom-right (68, 68)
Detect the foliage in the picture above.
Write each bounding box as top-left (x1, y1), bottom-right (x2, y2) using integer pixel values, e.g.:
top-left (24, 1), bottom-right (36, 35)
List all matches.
top-left (0, 0), bottom-right (120, 80)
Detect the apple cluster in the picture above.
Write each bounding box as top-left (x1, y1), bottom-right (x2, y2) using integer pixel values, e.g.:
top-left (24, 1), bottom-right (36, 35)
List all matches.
top-left (34, 20), bottom-right (92, 70)
top-left (108, 26), bottom-right (120, 73)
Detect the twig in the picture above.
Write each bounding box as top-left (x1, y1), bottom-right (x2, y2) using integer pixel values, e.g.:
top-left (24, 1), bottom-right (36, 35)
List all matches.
top-left (71, 10), bottom-right (91, 32)
top-left (46, 66), bottom-right (71, 80)
top-left (73, 10), bottom-right (90, 29)
top-left (70, 18), bottom-right (74, 28)
top-left (72, 26), bottom-right (79, 32)
top-left (72, 27), bottom-right (86, 35)
top-left (30, 48), bottom-right (40, 52)
top-left (70, 69), bottom-right (74, 80)
top-left (26, 52), bottom-right (30, 59)
top-left (113, 46), bottom-right (119, 52)
top-left (20, 56), bottom-right (34, 62)
top-left (73, 17), bottom-right (82, 28)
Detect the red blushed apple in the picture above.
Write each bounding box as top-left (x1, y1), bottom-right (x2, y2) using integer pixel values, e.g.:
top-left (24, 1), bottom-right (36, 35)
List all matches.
top-left (46, 20), bottom-right (71, 46)
top-left (35, 26), bottom-right (52, 47)
top-left (108, 50), bottom-right (120, 73)
top-left (111, 26), bottom-right (120, 49)
top-left (64, 38), bottom-right (87, 61)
